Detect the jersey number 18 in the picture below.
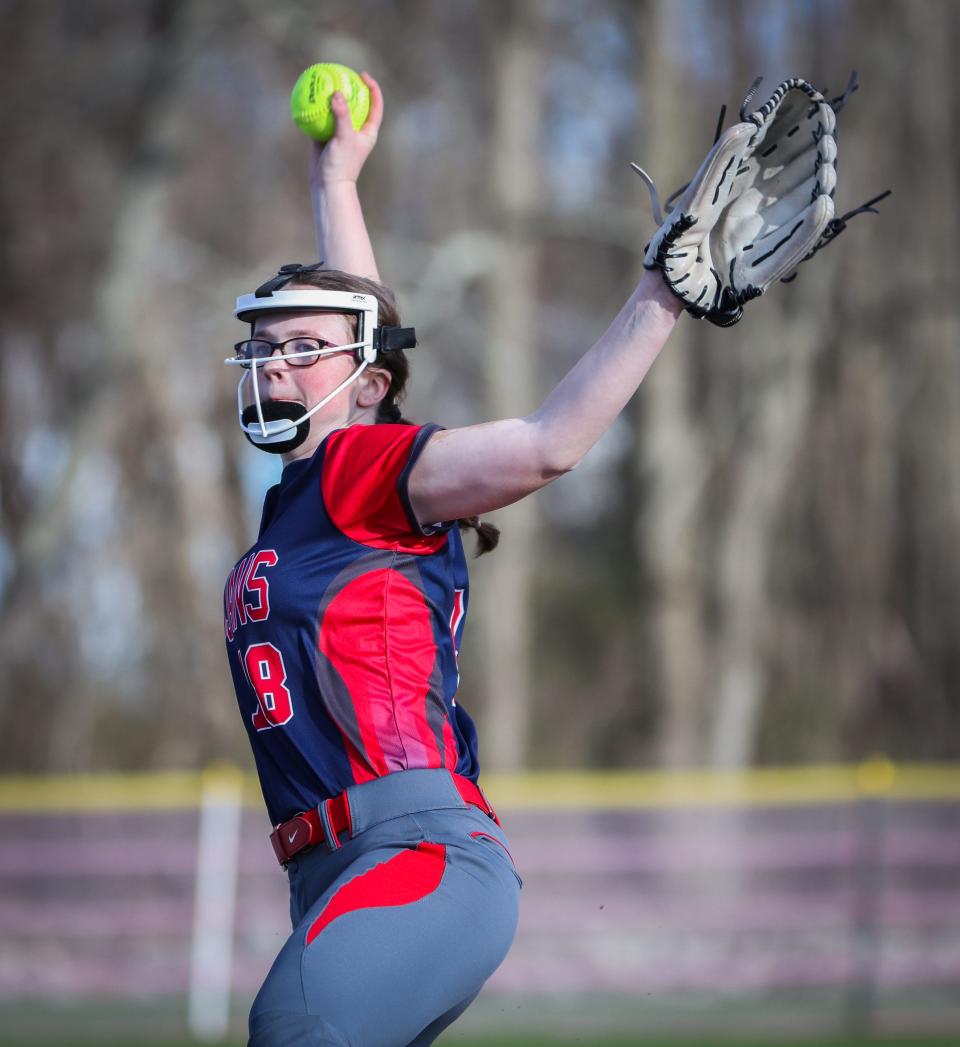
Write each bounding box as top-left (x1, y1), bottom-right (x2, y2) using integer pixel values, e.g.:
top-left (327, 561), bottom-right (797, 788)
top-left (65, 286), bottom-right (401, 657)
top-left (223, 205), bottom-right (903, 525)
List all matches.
top-left (240, 642), bottom-right (295, 731)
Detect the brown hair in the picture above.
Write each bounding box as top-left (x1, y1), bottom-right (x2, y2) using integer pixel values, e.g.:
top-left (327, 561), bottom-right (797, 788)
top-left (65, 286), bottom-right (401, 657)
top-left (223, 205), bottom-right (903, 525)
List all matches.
top-left (288, 268), bottom-right (499, 556)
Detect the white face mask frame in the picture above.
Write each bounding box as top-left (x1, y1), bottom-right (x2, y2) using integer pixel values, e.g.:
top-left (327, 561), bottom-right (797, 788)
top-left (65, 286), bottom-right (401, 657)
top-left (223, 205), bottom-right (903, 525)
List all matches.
top-left (226, 289), bottom-right (380, 447)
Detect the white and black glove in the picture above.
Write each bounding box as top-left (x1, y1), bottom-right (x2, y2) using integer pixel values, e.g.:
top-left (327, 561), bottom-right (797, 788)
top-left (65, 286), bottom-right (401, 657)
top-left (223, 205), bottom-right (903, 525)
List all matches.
top-left (634, 73), bottom-right (889, 327)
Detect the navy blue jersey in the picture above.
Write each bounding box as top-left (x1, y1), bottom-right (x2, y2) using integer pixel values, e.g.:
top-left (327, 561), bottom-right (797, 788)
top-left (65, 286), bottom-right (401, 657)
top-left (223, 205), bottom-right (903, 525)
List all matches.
top-left (224, 423), bottom-right (480, 826)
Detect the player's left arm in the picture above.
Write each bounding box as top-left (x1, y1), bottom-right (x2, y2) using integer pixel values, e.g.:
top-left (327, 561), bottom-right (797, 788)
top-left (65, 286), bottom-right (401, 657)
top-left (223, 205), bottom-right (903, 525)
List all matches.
top-left (310, 72), bottom-right (383, 280)
top-left (407, 269), bottom-right (683, 524)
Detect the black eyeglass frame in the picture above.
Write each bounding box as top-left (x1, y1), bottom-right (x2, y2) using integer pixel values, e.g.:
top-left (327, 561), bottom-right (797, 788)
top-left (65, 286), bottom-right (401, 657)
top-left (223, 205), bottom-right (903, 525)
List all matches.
top-left (231, 336), bottom-right (358, 369)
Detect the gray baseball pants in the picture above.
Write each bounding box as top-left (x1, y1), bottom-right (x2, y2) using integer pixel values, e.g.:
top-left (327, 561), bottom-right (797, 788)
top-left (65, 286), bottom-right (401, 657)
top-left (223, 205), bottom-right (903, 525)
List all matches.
top-left (247, 769), bottom-right (522, 1047)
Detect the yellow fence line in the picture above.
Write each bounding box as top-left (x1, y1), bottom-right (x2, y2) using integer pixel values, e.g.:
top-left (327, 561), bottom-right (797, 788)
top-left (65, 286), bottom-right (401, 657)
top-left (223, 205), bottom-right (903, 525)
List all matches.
top-left (483, 761), bottom-right (960, 809)
top-left (0, 759), bottom-right (959, 813)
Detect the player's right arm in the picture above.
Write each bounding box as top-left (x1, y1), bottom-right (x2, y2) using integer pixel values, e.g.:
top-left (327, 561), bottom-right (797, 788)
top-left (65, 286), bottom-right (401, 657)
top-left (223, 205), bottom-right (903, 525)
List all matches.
top-left (309, 72), bottom-right (383, 280)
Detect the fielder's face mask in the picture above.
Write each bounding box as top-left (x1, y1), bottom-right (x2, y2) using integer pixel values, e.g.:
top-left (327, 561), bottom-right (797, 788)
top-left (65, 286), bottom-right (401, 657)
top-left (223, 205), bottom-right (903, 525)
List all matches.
top-left (226, 263), bottom-right (416, 454)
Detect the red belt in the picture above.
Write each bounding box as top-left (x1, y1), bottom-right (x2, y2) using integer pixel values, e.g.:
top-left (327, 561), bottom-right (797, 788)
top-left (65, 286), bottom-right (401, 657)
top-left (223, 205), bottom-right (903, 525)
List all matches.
top-left (269, 773), bottom-right (500, 866)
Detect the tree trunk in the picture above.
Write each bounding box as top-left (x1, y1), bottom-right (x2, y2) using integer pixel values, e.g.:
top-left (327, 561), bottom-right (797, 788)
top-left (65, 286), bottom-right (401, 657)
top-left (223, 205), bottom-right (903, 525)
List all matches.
top-left (477, 1), bottom-right (544, 771)
top-left (635, 0), bottom-right (710, 768)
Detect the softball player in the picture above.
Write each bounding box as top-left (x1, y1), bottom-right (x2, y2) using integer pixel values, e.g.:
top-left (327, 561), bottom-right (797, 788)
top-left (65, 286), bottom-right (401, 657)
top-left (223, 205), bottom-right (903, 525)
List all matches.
top-left (224, 74), bottom-right (682, 1046)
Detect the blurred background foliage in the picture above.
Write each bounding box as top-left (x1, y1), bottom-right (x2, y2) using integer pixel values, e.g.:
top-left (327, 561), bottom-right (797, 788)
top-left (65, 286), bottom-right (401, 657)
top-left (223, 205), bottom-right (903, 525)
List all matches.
top-left (0, 0), bottom-right (957, 776)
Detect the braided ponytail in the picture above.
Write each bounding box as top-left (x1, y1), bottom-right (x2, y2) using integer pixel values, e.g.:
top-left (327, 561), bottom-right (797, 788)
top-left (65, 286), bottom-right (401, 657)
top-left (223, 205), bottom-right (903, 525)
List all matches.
top-left (377, 402), bottom-right (404, 424)
top-left (456, 516), bottom-right (500, 556)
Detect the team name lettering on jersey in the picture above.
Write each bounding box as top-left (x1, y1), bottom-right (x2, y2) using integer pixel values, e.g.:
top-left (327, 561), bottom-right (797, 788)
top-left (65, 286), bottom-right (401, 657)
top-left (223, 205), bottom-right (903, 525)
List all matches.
top-left (224, 549), bottom-right (279, 640)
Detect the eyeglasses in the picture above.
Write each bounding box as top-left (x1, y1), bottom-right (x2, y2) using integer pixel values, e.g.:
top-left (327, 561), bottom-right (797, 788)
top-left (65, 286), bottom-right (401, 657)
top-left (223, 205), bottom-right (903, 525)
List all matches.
top-left (232, 337), bottom-right (351, 369)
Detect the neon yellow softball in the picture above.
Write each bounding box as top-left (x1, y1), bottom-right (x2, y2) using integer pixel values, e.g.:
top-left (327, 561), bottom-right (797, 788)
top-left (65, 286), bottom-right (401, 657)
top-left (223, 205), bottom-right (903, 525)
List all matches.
top-left (290, 63), bottom-right (370, 142)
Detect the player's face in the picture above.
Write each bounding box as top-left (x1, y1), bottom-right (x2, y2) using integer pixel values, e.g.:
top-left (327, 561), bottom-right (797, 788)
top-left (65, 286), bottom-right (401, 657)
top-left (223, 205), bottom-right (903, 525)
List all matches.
top-left (250, 310), bottom-right (360, 433)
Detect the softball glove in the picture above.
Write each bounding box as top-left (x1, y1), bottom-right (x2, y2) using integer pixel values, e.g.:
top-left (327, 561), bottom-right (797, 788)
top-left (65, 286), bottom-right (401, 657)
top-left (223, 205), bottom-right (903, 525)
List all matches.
top-left (633, 73), bottom-right (888, 327)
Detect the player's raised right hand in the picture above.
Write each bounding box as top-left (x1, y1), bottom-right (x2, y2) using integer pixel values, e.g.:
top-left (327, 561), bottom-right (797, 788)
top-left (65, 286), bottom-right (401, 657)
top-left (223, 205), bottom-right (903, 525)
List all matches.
top-left (308, 72), bottom-right (384, 189)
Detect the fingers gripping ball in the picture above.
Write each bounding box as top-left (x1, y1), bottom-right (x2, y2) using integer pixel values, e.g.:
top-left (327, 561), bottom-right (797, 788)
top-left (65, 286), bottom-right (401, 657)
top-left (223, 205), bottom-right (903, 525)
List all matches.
top-left (290, 63), bottom-right (370, 141)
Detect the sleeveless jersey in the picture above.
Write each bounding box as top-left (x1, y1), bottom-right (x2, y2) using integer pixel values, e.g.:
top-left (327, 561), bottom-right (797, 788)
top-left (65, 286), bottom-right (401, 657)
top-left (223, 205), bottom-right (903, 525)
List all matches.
top-left (223, 423), bottom-right (480, 826)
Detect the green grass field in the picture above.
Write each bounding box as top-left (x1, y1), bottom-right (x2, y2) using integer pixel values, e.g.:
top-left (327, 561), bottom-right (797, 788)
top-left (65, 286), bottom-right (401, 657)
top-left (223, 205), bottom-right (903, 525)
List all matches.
top-left (8, 991), bottom-right (958, 1047)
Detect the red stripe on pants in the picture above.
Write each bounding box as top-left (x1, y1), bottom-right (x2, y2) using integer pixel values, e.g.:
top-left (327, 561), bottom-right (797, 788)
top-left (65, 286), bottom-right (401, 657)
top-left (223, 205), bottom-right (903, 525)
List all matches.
top-left (305, 842), bottom-right (447, 947)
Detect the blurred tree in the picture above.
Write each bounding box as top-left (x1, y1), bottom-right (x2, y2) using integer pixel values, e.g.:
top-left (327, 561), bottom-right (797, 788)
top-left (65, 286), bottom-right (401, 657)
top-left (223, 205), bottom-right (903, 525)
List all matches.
top-left (476, 0), bottom-right (545, 771)
top-left (0, 0), bottom-right (957, 774)
top-left (705, 0), bottom-right (834, 768)
top-left (632, 0), bottom-right (711, 768)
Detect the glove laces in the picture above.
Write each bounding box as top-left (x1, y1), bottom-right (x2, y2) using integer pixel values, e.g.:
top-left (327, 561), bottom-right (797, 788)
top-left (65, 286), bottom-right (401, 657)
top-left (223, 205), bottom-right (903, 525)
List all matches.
top-left (781, 189), bottom-right (892, 281)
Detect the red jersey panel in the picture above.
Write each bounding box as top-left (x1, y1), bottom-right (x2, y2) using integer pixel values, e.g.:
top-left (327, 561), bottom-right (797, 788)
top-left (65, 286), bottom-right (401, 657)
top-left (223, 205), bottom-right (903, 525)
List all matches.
top-left (323, 425), bottom-right (448, 553)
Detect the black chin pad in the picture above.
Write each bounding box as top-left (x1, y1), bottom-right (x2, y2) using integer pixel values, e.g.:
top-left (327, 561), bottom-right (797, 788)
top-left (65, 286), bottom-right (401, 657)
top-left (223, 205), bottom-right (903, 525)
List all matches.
top-left (241, 400), bottom-right (310, 455)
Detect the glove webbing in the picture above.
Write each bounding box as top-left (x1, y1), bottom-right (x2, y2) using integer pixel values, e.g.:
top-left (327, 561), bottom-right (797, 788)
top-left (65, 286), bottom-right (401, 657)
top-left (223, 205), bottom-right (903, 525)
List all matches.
top-left (781, 190), bottom-right (892, 281)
